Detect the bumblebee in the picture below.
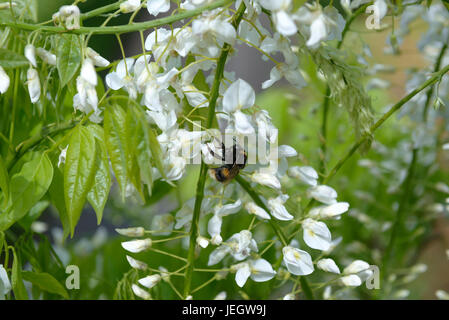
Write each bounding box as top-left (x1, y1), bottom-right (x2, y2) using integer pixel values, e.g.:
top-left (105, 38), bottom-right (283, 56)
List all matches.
top-left (208, 141), bottom-right (247, 183)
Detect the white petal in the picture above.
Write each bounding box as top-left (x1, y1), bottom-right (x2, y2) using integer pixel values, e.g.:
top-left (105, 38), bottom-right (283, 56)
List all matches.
top-left (132, 284), bottom-right (151, 299)
top-left (340, 274), bottom-right (362, 287)
top-left (268, 196), bottom-right (293, 221)
top-left (223, 79), bottom-right (255, 112)
top-left (308, 185), bottom-right (338, 204)
top-left (105, 72), bottom-right (124, 90)
top-left (344, 260), bottom-right (370, 274)
top-left (27, 68), bottom-right (40, 103)
top-left (24, 44), bottom-right (37, 67)
top-left (126, 255), bottom-right (148, 270)
top-left (306, 15), bottom-right (328, 47)
top-left (278, 145), bottom-right (297, 158)
top-left (147, 0), bottom-right (170, 16)
top-left (235, 264), bottom-right (251, 287)
top-left (251, 172), bottom-right (281, 190)
top-left (121, 238), bottom-right (152, 253)
top-left (282, 246), bottom-right (314, 276)
top-left (303, 218), bottom-right (332, 251)
top-left (116, 227), bottom-right (145, 237)
top-left (0, 264), bottom-right (11, 296)
top-left (207, 214), bottom-right (223, 238)
top-left (138, 274), bottom-right (161, 289)
top-left (274, 10), bottom-right (298, 36)
top-left (208, 246), bottom-right (230, 266)
top-left (288, 166), bottom-right (318, 186)
top-left (215, 199), bottom-right (242, 216)
top-left (245, 202), bottom-right (271, 220)
top-left (0, 66), bottom-right (10, 94)
top-left (250, 258), bottom-right (276, 282)
top-left (317, 258), bottom-right (340, 274)
top-left (80, 59), bottom-right (97, 86)
top-left (234, 111), bottom-right (255, 135)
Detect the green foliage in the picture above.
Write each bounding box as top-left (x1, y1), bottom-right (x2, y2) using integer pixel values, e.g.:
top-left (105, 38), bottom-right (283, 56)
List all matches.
top-left (0, 48), bottom-right (28, 69)
top-left (0, 152), bottom-right (53, 231)
top-left (22, 271), bottom-right (69, 299)
top-left (56, 34), bottom-right (82, 88)
top-left (64, 126), bottom-right (97, 237)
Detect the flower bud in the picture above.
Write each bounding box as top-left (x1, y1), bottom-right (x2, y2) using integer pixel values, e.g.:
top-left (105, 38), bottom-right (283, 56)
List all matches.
top-left (121, 238), bottom-right (152, 253)
top-left (126, 255), bottom-right (148, 270)
top-left (115, 227), bottom-right (145, 237)
top-left (86, 47), bottom-right (110, 67)
top-left (138, 274), bottom-right (161, 289)
top-left (131, 284), bottom-right (151, 300)
top-left (120, 0), bottom-right (140, 13)
top-left (36, 48), bottom-right (56, 66)
top-left (24, 44), bottom-right (37, 67)
top-left (196, 236), bottom-right (209, 248)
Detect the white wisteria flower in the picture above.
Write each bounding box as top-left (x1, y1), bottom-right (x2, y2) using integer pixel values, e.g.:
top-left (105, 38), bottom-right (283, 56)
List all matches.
top-left (196, 236), bottom-right (210, 249)
top-left (258, 0), bottom-right (297, 36)
top-left (222, 78), bottom-right (256, 135)
top-left (0, 264), bottom-right (11, 299)
top-left (36, 48), bottom-right (56, 65)
top-left (24, 44), bottom-right (37, 67)
top-left (120, 0), bottom-right (140, 13)
top-left (126, 255), bottom-right (148, 270)
top-left (287, 166), bottom-right (318, 186)
top-left (282, 246), bottom-right (314, 275)
top-left (116, 227), bottom-right (145, 237)
top-left (232, 258), bottom-right (276, 287)
top-left (208, 229), bottom-right (258, 265)
top-left (302, 218), bottom-right (332, 251)
top-left (317, 258), bottom-right (340, 274)
top-left (308, 185), bottom-right (338, 204)
top-left (267, 194), bottom-right (293, 221)
top-left (121, 238), bottom-right (152, 253)
top-left (53, 5), bottom-right (80, 30)
top-left (340, 274), bottom-right (362, 287)
top-left (207, 199), bottom-right (242, 241)
top-left (296, 4), bottom-right (345, 48)
top-left (138, 274), bottom-right (161, 289)
top-left (132, 284), bottom-right (152, 300)
top-left (147, 0), bottom-right (170, 16)
top-left (245, 202), bottom-right (271, 220)
top-left (27, 68), bottom-right (40, 103)
top-left (309, 202), bottom-right (350, 219)
top-left (86, 47), bottom-right (110, 67)
top-left (57, 146), bottom-right (68, 168)
top-left (0, 66), bottom-right (10, 94)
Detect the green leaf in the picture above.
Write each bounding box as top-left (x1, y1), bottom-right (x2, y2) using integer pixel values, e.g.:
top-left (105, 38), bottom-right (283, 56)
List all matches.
top-left (133, 110), bottom-right (154, 196)
top-left (64, 126), bottom-right (96, 237)
top-left (22, 271), bottom-right (69, 299)
top-left (104, 104), bottom-right (131, 201)
top-left (56, 34), bottom-right (81, 88)
top-left (86, 124), bottom-right (111, 224)
top-left (0, 154), bottom-right (9, 206)
top-left (0, 48), bottom-right (28, 69)
top-left (11, 248), bottom-right (28, 300)
top-left (0, 152), bottom-right (53, 231)
top-left (125, 108), bottom-right (145, 200)
top-left (48, 160), bottom-right (70, 239)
